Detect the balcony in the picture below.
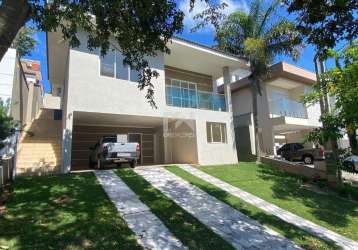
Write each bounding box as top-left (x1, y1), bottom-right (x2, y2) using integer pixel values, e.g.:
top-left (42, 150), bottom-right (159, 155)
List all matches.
top-left (166, 86), bottom-right (226, 112)
top-left (269, 98), bottom-right (307, 119)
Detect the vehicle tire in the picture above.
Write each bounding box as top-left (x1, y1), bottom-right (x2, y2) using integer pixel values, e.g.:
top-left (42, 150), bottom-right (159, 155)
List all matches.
top-left (284, 157), bottom-right (291, 162)
top-left (116, 162), bottom-right (122, 167)
top-left (303, 155), bottom-right (314, 165)
top-left (344, 161), bottom-right (355, 172)
top-left (130, 160), bottom-right (137, 168)
top-left (97, 159), bottom-right (104, 169)
top-left (89, 157), bottom-right (95, 168)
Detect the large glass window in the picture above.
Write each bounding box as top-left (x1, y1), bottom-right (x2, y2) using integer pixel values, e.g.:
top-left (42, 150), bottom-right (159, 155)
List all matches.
top-left (166, 79), bottom-right (198, 108)
top-left (206, 122), bottom-right (227, 143)
top-left (115, 53), bottom-right (129, 80)
top-left (100, 48), bottom-right (134, 81)
top-left (100, 49), bottom-right (115, 77)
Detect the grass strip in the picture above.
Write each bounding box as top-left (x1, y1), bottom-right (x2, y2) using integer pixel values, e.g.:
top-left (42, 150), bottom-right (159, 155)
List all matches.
top-left (167, 165), bottom-right (339, 250)
top-left (0, 173), bottom-right (142, 250)
top-left (198, 162), bottom-right (358, 242)
top-left (115, 168), bottom-right (235, 250)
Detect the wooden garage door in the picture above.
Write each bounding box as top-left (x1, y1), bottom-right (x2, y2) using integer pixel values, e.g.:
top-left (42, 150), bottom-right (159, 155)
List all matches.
top-left (72, 125), bottom-right (155, 167)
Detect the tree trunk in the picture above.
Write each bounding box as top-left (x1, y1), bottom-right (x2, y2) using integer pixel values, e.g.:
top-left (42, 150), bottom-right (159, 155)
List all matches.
top-left (348, 128), bottom-right (358, 155)
top-left (250, 83), bottom-right (262, 163)
top-left (0, 0), bottom-right (30, 61)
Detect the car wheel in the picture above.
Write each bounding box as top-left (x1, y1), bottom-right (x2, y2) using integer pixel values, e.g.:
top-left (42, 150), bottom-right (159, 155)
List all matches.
top-left (116, 162), bottom-right (122, 167)
top-left (130, 160), bottom-right (136, 168)
top-left (89, 157), bottom-right (95, 168)
top-left (344, 161), bottom-right (355, 172)
top-left (284, 157), bottom-right (291, 162)
top-left (303, 155), bottom-right (313, 164)
top-left (97, 159), bottom-right (104, 169)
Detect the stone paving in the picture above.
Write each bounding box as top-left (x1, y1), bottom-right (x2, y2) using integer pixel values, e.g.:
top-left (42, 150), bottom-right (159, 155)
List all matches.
top-left (179, 164), bottom-right (358, 250)
top-left (95, 170), bottom-right (186, 250)
top-left (134, 167), bottom-right (301, 250)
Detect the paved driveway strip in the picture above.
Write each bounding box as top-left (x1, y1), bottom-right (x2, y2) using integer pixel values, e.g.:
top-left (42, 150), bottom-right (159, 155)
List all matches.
top-left (135, 167), bottom-right (301, 250)
top-left (179, 164), bottom-right (358, 250)
top-left (95, 170), bottom-right (186, 250)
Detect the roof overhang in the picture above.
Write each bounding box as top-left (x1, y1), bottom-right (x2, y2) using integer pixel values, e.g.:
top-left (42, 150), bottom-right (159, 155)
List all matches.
top-left (219, 61), bottom-right (316, 93)
top-left (165, 37), bottom-right (249, 79)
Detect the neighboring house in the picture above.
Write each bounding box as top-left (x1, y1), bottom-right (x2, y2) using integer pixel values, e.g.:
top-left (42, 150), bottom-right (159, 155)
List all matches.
top-left (46, 30), bottom-right (249, 173)
top-left (0, 48), bottom-right (16, 106)
top-left (221, 62), bottom-right (321, 159)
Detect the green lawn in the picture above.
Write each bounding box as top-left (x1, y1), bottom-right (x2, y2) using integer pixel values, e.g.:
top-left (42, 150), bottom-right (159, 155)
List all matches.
top-left (182, 162), bottom-right (358, 242)
top-left (167, 165), bottom-right (338, 250)
top-left (115, 168), bottom-right (235, 250)
top-left (0, 173), bottom-right (142, 250)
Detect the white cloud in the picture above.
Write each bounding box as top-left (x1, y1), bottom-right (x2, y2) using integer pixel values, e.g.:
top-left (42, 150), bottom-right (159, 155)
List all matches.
top-left (178, 0), bottom-right (248, 33)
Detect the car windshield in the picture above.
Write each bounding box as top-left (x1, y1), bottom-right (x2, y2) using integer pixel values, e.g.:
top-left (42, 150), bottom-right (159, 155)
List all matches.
top-left (102, 136), bottom-right (117, 143)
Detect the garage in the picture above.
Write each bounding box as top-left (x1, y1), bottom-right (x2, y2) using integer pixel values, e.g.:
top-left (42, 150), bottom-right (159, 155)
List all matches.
top-left (70, 111), bottom-right (198, 170)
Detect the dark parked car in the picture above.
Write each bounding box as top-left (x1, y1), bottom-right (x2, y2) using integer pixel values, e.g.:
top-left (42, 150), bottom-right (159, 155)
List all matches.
top-left (277, 143), bottom-right (325, 164)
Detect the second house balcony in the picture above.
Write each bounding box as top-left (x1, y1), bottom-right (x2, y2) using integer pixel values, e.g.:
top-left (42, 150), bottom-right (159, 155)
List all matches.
top-left (269, 98), bottom-right (308, 119)
top-left (166, 85), bottom-right (227, 112)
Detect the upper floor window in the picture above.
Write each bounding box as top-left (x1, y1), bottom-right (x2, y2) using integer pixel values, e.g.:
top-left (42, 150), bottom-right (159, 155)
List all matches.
top-left (99, 48), bottom-right (138, 82)
top-left (100, 49), bottom-right (115, 77)
top-left (206, 122), bottom-right (227, 143)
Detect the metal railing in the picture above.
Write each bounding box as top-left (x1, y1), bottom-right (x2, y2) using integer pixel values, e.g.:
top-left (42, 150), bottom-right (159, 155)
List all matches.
top-left (269, 98), bottom-right (308, 119)
top-left (166, 86), bottom-right (226, 112)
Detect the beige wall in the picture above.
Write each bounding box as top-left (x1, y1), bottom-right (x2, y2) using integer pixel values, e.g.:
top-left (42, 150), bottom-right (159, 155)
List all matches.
top-left (232, 88), bottom-right (252, 115)
top-left (165, 66), bottom-right (213, 92)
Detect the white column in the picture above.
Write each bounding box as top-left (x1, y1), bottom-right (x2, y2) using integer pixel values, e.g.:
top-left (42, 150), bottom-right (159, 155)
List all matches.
top-left (223, 66), bottom-right (232, 112)
top-left (212, 80), bottom-right (218, 93)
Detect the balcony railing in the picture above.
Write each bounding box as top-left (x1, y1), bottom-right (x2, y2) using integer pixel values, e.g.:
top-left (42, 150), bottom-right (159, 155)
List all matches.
top-left (166, 86), bottom-right (226, 112)
top-left (269, 98), bottom-right (308, 119)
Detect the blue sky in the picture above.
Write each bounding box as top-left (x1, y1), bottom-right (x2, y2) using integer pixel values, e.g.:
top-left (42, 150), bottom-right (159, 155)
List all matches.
top-left (25, 0), bottom-right (332, 93)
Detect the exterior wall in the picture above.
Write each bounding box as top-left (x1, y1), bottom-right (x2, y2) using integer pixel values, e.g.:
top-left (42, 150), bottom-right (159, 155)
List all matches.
top-left (232, 88), bottom-right (252, 115)
top-left (60, 30), bottom-right (238, 171)
top-left (43, 93), bottom-right (61, 109)
top-left (0, 48), bottom-right (16, 103)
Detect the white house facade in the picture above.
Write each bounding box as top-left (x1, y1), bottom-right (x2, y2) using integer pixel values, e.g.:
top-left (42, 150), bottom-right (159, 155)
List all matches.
top-left (47, 30), bottom-right (250, 173)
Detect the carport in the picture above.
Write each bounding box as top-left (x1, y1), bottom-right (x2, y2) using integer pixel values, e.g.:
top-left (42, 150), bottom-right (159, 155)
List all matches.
top-left (70, 111), bottom-right (198, 170)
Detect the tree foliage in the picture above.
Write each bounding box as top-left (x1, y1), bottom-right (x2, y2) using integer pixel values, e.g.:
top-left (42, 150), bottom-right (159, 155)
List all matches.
top-left (12, 26), bottom-right (36, 57)
top-left (0, 0), bottom-right (192, 107)
top-left (285, 0), bottom-right (358, 52)
top-left (302, 41), bottom-right (358, 154)
top-left (0, 98), bottom-right (13, 141)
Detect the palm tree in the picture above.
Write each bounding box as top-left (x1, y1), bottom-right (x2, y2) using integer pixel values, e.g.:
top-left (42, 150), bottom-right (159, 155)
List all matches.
top-left (214, 0), bottom-right (302, 162)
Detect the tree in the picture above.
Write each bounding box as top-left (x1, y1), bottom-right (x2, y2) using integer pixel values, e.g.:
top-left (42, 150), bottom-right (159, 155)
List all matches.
top-left (194, 0), bottom-right (302, 161)
top-left (0, 0), bottom-right (187, 107)
top-left (0, 0), bottom-right (221, 107)
top-left (303, 41), bottom-right (358, 156)
top-left (12, 26), bottom-right (37, 58)
top-left (285, 0), bottom-right (358, 52)
top-left (0, 98), bottom-right (13, 141)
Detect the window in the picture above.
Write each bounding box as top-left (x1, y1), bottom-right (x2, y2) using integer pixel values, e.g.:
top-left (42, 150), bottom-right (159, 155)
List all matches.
top-left (99, 48), bottom-right (132, 81)
top-left (100, 49), bottom-right (115, 77)
top-left (115, 53), bottom-right (129, 80)
top-left (130, 67), bottom-right (141, 82)
top-left (206, 122), bottom-right (227, 143)
top-left (166, 79), bottom-right (198, 108)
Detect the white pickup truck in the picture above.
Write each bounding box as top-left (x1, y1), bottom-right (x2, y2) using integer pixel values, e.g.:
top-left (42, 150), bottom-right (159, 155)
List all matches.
top-left (89, 135), bottom-right (140, 169)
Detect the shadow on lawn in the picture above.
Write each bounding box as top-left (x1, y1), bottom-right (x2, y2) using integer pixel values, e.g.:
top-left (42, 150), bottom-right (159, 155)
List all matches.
top-left (257, 165), bottom-right (358, 229)
top-left (0, 173), bottom-right (141, 250)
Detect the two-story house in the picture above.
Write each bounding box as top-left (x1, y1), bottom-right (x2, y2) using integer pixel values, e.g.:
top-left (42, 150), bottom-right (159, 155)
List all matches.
top-left (45, 30), bottom-right (249, 173)
top-left (222, 62), bottom-right (321, 159)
